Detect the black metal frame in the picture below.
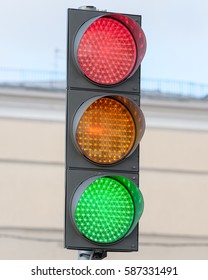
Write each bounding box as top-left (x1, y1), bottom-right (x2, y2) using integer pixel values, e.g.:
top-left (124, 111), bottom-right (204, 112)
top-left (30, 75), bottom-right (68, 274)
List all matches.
top-left (65, 8), bottom-right (143, 254)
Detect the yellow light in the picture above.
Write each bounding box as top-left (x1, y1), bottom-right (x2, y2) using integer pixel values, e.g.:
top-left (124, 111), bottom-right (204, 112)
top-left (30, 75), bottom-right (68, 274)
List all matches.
top-left (76, 97), bottom-right (136, 164)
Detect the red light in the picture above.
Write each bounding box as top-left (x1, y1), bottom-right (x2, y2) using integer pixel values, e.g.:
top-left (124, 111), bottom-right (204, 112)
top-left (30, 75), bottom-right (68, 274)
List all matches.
top-left (77, 17), bottom-right (137, 85)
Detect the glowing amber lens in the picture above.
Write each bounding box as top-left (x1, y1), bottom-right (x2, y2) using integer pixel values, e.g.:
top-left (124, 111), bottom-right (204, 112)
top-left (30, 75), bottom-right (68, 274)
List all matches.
top-left (76, 97), bottom-right (136, 164)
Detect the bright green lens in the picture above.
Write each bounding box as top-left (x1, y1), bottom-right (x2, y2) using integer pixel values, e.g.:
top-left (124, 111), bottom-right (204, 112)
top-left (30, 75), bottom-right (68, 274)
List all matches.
top-left (74, 177), bottom-right (135, 243)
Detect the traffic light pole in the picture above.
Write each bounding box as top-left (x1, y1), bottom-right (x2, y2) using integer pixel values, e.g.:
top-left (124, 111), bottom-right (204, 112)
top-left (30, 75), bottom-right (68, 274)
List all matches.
top-left (78, 250), bottom-right (107, 260)
top-left (78, 250), bottom-right (93, 260)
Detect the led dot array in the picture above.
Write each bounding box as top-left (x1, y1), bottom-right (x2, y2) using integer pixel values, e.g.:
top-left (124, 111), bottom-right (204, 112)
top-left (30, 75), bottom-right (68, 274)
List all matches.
top-left (77, 17), bottom-right (136, 85)
top-left (76, 97), bottom-right (136, 164)
top-left (74, 177), bottom-right (134, 243)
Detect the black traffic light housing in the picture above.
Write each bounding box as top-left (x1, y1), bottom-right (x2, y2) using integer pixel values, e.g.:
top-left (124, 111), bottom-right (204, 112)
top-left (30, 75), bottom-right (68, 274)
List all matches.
top-left (65, 8), bottom-right (146, 255)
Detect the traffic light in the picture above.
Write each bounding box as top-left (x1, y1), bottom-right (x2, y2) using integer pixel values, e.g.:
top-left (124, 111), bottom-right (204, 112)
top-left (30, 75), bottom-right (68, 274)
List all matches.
top-left (65, 8), bottom-right (146, 257)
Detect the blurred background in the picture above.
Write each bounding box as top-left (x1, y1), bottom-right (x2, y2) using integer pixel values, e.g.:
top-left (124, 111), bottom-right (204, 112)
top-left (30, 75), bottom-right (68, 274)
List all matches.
top-left (0, 0), bottom-right (208, 259)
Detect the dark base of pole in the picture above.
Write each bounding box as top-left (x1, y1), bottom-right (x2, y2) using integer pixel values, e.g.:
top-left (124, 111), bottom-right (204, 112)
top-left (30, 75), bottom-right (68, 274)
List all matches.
top-left (78, 250), bottom-right (107, 260)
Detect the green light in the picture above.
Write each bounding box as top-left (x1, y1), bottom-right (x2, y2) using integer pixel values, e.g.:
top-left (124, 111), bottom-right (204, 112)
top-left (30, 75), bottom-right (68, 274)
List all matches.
top-left (74, 176), bottom-right (144, 244)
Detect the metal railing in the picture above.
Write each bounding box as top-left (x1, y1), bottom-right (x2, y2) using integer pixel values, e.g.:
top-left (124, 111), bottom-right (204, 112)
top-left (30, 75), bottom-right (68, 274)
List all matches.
top-left (0, 67), bottom-right (207, 99)
top-left (0, 67), bottom-right (65, 82)
top-left (141, 78), bottom-right (208, 99)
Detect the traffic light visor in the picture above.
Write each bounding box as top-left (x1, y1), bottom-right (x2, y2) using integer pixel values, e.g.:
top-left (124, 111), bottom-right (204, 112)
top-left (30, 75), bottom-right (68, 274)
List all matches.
top-left (74, 14), bottom-right (146, 85)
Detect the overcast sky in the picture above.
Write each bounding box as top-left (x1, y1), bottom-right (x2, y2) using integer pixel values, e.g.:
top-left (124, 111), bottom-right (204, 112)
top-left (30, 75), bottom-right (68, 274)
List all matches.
top-left (0, 0), bottom-right (207, 84)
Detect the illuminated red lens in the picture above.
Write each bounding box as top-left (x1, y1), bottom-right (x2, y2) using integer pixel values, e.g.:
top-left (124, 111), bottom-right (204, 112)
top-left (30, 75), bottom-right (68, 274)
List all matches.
top-left (77, 17), bottom-right (137, 85)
